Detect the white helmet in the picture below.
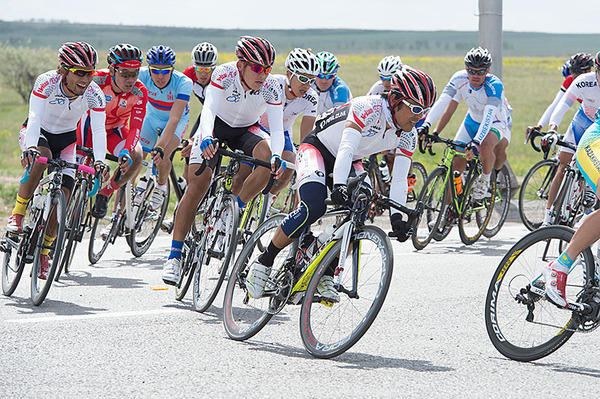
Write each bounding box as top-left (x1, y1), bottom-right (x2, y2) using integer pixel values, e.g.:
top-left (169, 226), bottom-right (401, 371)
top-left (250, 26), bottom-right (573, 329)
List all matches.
top-left (285, 48), bottom-right (320, 76)
top-left (191, 42), bottom-right (218, 66)
top-left (377, 55), bottom-right (403, 76)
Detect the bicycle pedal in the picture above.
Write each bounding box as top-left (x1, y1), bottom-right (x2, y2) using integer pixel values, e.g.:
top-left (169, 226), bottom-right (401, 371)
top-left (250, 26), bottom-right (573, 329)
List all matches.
top-left (319, 299), bottom-right (335, 308)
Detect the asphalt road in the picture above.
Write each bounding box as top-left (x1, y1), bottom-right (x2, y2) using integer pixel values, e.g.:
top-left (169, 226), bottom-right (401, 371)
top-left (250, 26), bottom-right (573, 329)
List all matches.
top-left (1, 218), bottom-right (600, 398)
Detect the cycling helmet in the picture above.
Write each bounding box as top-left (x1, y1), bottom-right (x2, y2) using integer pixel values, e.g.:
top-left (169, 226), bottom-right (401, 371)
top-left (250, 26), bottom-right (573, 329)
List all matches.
top-left (389, 66), bottom-right (437, 110)
top-left (146, 45), bottom-right (176, 66)
top-left (284, 48), bottom-right (320, 76)
top-left (316, 51), bottom-right (339, 74)
top-left (561, 59), bottom-right (571, 78)
top-left (377, 55), bottom-right (403, 76)
top-left (107, 44), bottom-right (142, 68)
top-left (235, 36), bottom-right (276, 67)
top-left (58, 42), bottom-right (98, 69)
top-left (571, 52), bottom-right (594, 74)
top-left (464, 47), bottom-right (492, 69)
top-left (191, 42), bottom-right (218, 66)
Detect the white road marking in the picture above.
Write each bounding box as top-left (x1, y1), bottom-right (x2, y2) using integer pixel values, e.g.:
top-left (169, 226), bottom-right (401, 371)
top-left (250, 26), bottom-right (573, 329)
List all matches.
top-left (3, 308), bottom-right (188, 323)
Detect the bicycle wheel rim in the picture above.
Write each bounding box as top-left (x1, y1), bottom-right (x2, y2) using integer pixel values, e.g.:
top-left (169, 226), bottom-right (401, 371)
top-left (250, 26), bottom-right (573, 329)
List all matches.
top-left (482, 166), bottom-right (511, 238)
top-left (57, 181), bottom-right (86, 280)
top-left (518, 159), bottom-right (556, 231)
top-left (88, 192), bottom-right (119, 264)
top-left (412, 167), bottom-right (447, 250)
top-left (130, 181), bottom-right (169, 257)
top-left (459, 172), bottom-right (494, 245)
top-left (2, 236), bottom-right (26, 296)
top-left (484, 226), bottom-right (591, 361)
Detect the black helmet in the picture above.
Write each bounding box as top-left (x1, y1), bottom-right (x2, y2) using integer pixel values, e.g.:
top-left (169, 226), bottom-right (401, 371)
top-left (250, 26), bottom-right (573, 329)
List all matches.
top-left (464, 47), bottom-right (492, 69)
top-left (107, 43), bottom-right (143, 67)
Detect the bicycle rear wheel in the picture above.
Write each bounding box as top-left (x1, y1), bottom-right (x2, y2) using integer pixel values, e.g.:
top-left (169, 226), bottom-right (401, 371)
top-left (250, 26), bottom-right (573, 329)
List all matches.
top-left (31, 190), bottom-right (66, 306)
top-left (484, 226), bottom-right (593, 361)
top-left (56, 179), bottom-right (87, 280)
top-left (518, 159), bottom-right (557, 231)
top-left (128, 180), bottom-right (170, 257)
top-left (2, 234), bottom-right (27, 296)
top-left (88, 191), bottom-right (120, 264)
top-left (481, 166), bottom-right (511, 238)
top-left (458, 172), bottom-right (495, 245)
top-left (300, 224), bottom-right (393, 358)
top-left (412, 167), bottom-right (447, 250)
top-left (407, 161), bottom-right (427, 208)
top-left (175, 230), bottom-right (200, 301)
top-left (222, 214), bottom-right (288, 341)
top-left (192, 193), bottom-right (239, 312)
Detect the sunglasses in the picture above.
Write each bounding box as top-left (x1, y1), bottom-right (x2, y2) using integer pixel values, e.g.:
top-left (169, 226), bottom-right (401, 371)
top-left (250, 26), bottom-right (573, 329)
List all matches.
top-left (149, 66), bottom-right (174, 75)
top-left (402, 99), bottom-right (428, 115)
top-left (293, 72), bottom-right (316, 85)
top-left (380, 75), bottom-right (393, 81)
top-left (115, 67), bottom-right (140, 79)
top-left (64, 67), bottom-right (95, 77)
top-left (467, 68), bottom-right (487, 76)
top-left (246, 63), bottom-right (272, 75)
top-left (317, 73), bottom-right (335, 80)
top-left (195, 65), bottom-right (215, 73)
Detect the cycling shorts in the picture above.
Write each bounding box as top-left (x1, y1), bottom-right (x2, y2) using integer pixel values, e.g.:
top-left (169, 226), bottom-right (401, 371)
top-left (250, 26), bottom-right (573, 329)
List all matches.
top-left (189, 116), bottom-right (264, 168)
top-left (454, 113), bottom-right (511, 146)
top-left (139, 112), bottom-right (189, 151)
top-left (575, 120), bottom-right (600, 192)
top-left (256, 127), bottom-right (296, 153)
top-left (560, 107), bottom-right (593, 155)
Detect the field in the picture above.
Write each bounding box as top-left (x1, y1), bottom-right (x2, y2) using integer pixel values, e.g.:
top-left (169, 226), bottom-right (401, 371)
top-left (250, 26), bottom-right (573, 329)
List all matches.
top-left (0, 53), bottom-right (576, 219)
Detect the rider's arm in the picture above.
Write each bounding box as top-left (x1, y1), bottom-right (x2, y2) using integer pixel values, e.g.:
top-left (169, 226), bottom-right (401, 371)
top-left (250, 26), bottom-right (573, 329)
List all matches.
top-left (332, 121), bottom-right (362, 186)
top-left (389, 154), bottom-right (411, 213)
top-left (125, 85), bottom-right (148, 152)
top-left (549, 77), bottom-right (581, 130)
top-left (89, 107), bottom-right (107, 163)
top-left (197, 81), bottom-right (223, 142)
top-left (265, 101), bottom-right (285, 157)
top-left (424, 74), bottom-right (459, 129)
top-left (24, 89), bottom-right (48, 150)
top-left (537, 90), bottom-right (565, 128)
top-left (300, 115), bottom-right (316, 142)
top-left (332, 78), bottom-right (352, 108)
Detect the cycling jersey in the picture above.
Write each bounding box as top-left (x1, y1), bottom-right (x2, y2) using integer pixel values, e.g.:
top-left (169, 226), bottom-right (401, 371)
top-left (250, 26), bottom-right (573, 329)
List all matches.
top-left (314, 76), bottom-right (353, 115)
top-left (182, 66), bottom-right (209, 104)
top-left (25, 70), bottom-right (106, 163)
top-left (196, 61), bottom-right (285, 156)
top-left (77, 70), bottom-right (147, 155)
top-left (425, 70), bottom-right (511, 145)
top-left (575, 119), bottom-right (600, 192)
top-left (367, 80), bottom-right (385, 96)
top-left (549, 71), bottom-right (600, 128)
top-left (537, 75), bottom-right (579, 128)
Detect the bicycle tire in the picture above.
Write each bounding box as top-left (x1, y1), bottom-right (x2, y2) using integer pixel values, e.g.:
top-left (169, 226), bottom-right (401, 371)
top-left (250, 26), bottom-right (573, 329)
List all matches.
top-left (458, 170), bottom-right (495, 245)
top-left (552, 172), bottom-right (585, 228)
top-left (31, 189), bottom-right (66, 306)
top-left (2, 234), bottom-right (28, 296)
top-left (518, 159), bottom-right (557, 231)
top-left (88, 191), bottom-right (120, 264)
top-left (481, 166), bottom-right (511, 238)
top-left (407, 161), bottom-right (427, 207)
top-left (175, 231), bottom-right (200, 301)
top-left (56, 179), bottom-right (87, 281)
top-left (128, 180), bottom-right (170, 257)
top-left (222, 214), bottom-right (288, 341)
top-left (484, 226), bottom-right (593, 361)
top-left (300, 224), bottom-right (393, 358)
top-left (411, 167), bottom-right (447, 250)
top-left (192, 193), bottom-right (239, 312)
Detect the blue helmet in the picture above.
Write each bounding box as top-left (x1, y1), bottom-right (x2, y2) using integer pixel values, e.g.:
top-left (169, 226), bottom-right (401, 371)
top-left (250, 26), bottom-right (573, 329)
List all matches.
top-left (316, 51), bottom-right (339, 74)
top-left (146, 45), bottom-right (176, 66)
top-left (561, 59), bottom-right (571, 78)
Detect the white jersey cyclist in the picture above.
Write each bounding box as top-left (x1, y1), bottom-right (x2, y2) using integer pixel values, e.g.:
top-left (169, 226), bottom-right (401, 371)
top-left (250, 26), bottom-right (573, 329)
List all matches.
top-left (367, 80), bottom-right (385, 96)
top-left (192, 61), bottom-right (285, 159)
top-left (22, 69), bottom-right (107, 163)
top-left (549, 71), bottom-right (600, 153)
top-left (425, 70), bottom-right (511, 145)
top-left (258, 74), bottom-right (318, 150)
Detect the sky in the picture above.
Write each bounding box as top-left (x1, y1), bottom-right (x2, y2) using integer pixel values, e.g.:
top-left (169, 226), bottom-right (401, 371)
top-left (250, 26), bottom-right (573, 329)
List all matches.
top-left (3, 0), bottom-right (600, 34)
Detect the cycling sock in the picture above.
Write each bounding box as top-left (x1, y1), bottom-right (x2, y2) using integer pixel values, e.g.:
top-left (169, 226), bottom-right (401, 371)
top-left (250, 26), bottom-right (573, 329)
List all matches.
top-left (156, 182), bottom-right (168, 193)
top-left (13, 195), bottom-right (30, 216)
top-left (553, 251), bottom-right (574, 273)
top-left (41, 234), bottom-right (55, 256)
top-left (544, 208), bottom-right (553, 223)
top-left (237, 196), bottom-right (247, 210)
top-left (481, 172), bottom-right (491, 182)
top-left (168, 240), bottom-right (184, 260)
top-left (258, 242), bottom-right (282, 267)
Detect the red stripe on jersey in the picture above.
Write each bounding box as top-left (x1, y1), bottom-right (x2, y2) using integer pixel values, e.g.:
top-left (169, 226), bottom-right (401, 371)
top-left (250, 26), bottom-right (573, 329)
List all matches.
top-left (398, 148), bottom-right (413, 157)
top-left (33, 91), bottom-right (48, 99)
top-left (92, 107), bottom-right (105, 112)
top-left (211, 81), bottom-right (224, 90)
top-left (353, 113), bottom-right (366, 129)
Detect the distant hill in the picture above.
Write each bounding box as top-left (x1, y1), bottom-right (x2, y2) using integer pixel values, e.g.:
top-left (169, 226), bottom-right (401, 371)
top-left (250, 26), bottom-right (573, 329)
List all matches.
top-left (1, 20), bottom-right (600, 56)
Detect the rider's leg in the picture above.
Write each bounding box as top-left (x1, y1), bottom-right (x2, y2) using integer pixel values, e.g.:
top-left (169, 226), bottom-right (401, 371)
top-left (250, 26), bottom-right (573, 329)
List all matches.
top-left (237, 139), bottom-right (272, 205)
top-left (543, 150), bottom-right (572, 224)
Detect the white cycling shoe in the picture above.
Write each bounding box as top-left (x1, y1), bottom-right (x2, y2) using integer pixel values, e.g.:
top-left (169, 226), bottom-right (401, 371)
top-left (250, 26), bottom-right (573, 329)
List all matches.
top-left (245, 260), bottom-right (272, 298)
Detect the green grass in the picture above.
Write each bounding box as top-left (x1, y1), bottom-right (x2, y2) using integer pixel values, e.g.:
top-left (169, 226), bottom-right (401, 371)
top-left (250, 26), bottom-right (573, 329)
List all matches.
top-left (0, 55), bottom-right (578, 219)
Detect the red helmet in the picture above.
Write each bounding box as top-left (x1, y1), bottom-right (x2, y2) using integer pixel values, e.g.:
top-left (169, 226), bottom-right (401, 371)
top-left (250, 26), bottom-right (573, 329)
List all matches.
top-left (235, 36), bottom-right (276, 67)
top-left (389, 66), bottom-right (437, 109)
top-left (58, 42), bottom-right (98, 69)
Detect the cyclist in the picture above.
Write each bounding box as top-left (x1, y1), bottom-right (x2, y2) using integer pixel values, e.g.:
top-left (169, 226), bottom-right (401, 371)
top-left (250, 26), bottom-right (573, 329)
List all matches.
top-left (244, 66), bottom-right (437, 299)
top-left (161, 36), bottom-right (285, 285)
top-left (80, 44), bottom-right (148, 219)
top-left (137, 45), bottom-right (192, 211)
top-left (313, 51), bottom-right (353, 115)
top-left (420, 47), bottom-right (512, 200)
top-left (6, 42), bottom-right (107, 279)
top-left (367, 55), bottom-right (403, 96)
top-left (542, 117), bottom-right (600, 308)
top-left (539, 52), bottom-right (600, 225)
top-left (257, 48), bottom-right (319, 193)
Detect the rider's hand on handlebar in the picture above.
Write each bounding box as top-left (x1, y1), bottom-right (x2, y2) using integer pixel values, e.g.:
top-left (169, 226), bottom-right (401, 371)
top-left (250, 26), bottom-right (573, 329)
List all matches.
top-left (526, 125), bottom-right (541, 139)
top-left (118, 149), bottom-right (132, 174)
top-left (21, 147), bottom-right (40, 169)
top-left (541, 131), bottom-right (558, 153)
top-left (270, 155), bottom-right (286, 179)
top-left (200, 136), bottom-right (216, 160)
top-left (331, 184), bottom-right (349, 205)
top-left (94, 160), bottom-right (110, 183)
top-left (417, 122), bottom-right (430, 138)
top-left (466, 140), bottom-right (480, 161)
top-left (181, 137), bottom-right (193, 158)
top-left (151, 146), bottom-right (165, 165)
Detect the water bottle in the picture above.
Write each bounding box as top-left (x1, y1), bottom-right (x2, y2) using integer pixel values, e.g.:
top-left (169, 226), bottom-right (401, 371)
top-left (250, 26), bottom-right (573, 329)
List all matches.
top-left (453, 170), bottom-right (463, 195)
top-left (317, 225), bottom-right (335, 247)
top-left (134, 176), bottom-right (147, 205)
top-left (379, 161), bottom-right (391, 184)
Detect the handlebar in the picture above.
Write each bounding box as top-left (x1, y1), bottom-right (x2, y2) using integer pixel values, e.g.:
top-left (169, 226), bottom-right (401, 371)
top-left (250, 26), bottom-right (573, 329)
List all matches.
top-left (20, 156), bottom-right (101, 196)
top-left (525, 129), bottom-right (576, 159)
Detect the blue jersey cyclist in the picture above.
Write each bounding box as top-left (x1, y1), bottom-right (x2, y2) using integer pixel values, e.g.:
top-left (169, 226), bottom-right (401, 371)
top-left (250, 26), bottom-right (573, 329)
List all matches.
top-left (421, 47), bottom-right (512, 200)
top-left (137, 45), bottom-right (192, 211)
top-left (313, 51), bottom-right (353, 115)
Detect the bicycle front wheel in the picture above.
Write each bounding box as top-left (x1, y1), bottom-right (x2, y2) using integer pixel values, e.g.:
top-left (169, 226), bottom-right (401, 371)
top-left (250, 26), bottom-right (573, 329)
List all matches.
top-left (412, 167), bottom-right (447, 250)
top-left (484, 226), bottom-right (593, 361)
top-left (407, 161), bottom-right (427, 208)
top-left (222, 214), bottom-right (288, 341)
top-left (31, 190), bottom-right (66, 306)
top-left (458, 172), bottom-right (495, 245)
top-left (300, 224), bottom-right (393, 358)
top-left (2, 235), bottom-right (27, 296)
top-left (128, 180), bottom-right (170, 257)
top-left (56, 179), bottom-right (87, 280)
top-left (481, 166), bottom-right (511, 238)
top-left (88, 192), bottom-right (120, 264)
top-left (518, 159), bottom-right (557, 231)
